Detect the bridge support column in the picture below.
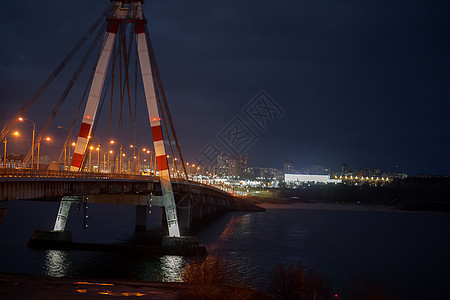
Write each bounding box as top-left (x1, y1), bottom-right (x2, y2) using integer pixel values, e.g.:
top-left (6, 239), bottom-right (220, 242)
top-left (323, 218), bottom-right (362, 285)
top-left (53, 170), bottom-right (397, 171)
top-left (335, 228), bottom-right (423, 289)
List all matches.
top-left (191, 199), bottom-right (203, 223)
top-left (177, 196), bottom-right (191, 231)
top-left (210, 196), bottom-right (217, 216)
top-left (28, 196), bottom-right (80, 248)
top-left (135, 205), bottom-right (147, 232)
top-left (202, 203), bottom-right (211, 220)
top-left (54, 196), bottom-right (79, 231)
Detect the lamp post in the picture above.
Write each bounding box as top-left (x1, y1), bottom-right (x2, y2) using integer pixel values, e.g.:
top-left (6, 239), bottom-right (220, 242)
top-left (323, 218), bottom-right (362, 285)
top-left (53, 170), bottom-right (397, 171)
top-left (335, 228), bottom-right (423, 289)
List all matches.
top-left (88, 146), bottom-right (94, 172)
top-left (88, 136), bottom-right (101, 173)
top-left (3, 131), bottom-right (19, 168)
top-left (143, 148), bottom-right (154, 175)
top-left (130, 145), bottom-right (140, 175)
top-left (19, 117), bottom-right (36, 169)
top-left (71, 142), bottom-right (75, 162)
top-left (108, 150), bottom-right (113, 173)
top-left (110, 140), bottom-right (123, 173)
top-left (121, 153), bottom-right (126, 173)
top-left (96, 146), bottom-right (100, 173)
top-left (103, 152), bottom-right (107, 173)
top-left (37, 137), bottom-right (51, 170)
top-left (57, 125), bottom-right (73, 170)
top-left (127, 156), bottom-right (136, 174)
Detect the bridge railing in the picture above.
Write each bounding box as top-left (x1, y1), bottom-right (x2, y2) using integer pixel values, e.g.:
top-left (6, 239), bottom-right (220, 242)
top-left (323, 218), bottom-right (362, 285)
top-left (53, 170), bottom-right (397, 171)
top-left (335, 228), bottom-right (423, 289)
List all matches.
top-left (0, 168), bottom-right (234, 195)
top-left (0, 168), bottom-right (159, 180)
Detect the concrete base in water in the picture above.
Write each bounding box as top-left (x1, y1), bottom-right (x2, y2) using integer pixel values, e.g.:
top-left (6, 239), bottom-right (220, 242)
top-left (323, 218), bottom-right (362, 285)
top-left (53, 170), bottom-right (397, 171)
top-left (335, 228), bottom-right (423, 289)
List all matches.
top-left (27, 230), bottom-right (72, 248)
top-left (162, 236), bottom-right (207, 256)
top-left (27, 230), bottom-right (207, 256)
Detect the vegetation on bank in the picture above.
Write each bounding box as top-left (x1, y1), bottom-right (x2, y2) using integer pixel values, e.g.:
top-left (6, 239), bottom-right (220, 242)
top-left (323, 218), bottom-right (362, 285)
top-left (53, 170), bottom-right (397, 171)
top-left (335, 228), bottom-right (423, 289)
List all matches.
top-left (179, 256), bottom-right (397, 299)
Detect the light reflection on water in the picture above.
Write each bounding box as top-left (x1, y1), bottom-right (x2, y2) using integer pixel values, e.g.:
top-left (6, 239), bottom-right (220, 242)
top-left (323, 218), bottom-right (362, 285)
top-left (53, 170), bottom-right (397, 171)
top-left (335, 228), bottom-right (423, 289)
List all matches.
top-left (158, 255), bottom-right (184, 282)
top-left (44, 250), bottom-right (71, 277)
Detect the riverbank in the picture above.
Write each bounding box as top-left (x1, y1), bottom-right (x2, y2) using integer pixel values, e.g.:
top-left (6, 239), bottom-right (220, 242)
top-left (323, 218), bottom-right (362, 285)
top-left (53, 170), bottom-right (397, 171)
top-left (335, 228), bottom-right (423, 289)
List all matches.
top-left (241, 195), bottom-right (450, 214)
top-left (257, 201), bottom-right (399, 212)
top-left (0, 272), bottom-right (271, 299)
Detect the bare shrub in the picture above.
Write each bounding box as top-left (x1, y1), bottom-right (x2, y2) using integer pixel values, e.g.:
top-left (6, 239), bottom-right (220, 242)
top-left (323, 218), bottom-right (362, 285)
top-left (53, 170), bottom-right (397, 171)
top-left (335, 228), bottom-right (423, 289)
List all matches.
top-left (182, 256), bottom-right (234, 285)
top-left (269, 261), bottom-right (331, 300)
top-left (179, 256), bottom-right (260, 300)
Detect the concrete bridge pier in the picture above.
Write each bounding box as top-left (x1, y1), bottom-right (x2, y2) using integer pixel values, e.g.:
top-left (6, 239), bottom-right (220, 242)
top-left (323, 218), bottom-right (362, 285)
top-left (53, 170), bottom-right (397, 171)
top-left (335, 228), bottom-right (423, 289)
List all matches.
top-left (176, 194), bottom-right (192, 233)
top-left (202, 201), bottom-right (211, 221)
top-left (191, 195), bottom-right (203, 224)
top-left (28, 195), bottom-right (82, 247)
top-left (209, 196), bottom-right (217, 216)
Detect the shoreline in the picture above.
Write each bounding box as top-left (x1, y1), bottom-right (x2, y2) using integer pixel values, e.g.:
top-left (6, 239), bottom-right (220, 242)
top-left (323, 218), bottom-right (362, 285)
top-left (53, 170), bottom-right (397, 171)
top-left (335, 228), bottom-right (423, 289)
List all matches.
top-left (0, 272), bottom-right (271, 299)
top-left (245, 197), bottom-right (449, 214)
top-left (257, 201), bottom-right (399, 212)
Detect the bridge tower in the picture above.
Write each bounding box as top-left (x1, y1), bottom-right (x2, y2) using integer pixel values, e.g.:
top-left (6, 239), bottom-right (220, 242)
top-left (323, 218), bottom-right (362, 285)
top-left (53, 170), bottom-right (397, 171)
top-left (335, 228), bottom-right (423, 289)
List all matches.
top-left (54, 0), bottom-right (181, 237)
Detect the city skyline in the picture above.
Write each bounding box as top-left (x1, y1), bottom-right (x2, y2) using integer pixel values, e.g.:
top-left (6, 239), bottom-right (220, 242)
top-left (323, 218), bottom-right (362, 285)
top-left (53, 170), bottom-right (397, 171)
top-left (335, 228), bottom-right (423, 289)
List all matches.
top-left (0, 0), bottom-right (449, 176)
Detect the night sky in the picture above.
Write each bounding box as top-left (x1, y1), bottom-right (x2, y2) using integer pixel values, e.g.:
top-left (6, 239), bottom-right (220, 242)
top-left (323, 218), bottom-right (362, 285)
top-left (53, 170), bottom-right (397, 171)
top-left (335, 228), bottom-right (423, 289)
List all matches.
top-left (0, 0), bottom-right (449, 175)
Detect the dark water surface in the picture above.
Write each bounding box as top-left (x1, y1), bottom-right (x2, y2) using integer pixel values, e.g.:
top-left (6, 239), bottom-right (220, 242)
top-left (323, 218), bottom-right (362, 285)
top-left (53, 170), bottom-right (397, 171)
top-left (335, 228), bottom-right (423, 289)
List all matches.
top-left (1, 201), bottom-right (450, 299)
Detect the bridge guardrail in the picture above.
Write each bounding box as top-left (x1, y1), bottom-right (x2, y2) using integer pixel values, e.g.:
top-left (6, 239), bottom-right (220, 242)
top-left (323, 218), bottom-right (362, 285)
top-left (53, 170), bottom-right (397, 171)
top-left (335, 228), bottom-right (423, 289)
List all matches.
top-left (0, 168), bottom-right (232, 195)
top-left (0, 168), bottom-right (159, 180)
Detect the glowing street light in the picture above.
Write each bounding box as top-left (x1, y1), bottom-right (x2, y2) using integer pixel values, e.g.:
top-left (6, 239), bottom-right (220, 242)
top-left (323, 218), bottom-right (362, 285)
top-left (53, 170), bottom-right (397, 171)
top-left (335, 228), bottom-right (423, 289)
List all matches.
top-left (37, 136), bottom-right (51, 170)
top-left (88, 146), bottom-right (94, 172)
top-left (19, 117), bottom-right (36, 169)
top-left (108, 150), bottom-right (113, 173)
top-left (3, 130), bottom-right (20, 168)
top-left (110, 140), bottom-right (123, 173)
top-left (96, 147), bottom-right (100, 173)
top-left (130, 145), bottom-right (141, 175)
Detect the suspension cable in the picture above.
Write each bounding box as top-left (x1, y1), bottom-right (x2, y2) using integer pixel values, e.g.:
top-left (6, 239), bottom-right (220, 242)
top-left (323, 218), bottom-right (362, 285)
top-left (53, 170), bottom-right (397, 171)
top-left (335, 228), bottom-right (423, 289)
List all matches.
top-left (0, 4), bottom-right (114, 143)
top-left (144, 27), bottom-right (189, 180)
top-left (23, 19), bottom-right (109, 166)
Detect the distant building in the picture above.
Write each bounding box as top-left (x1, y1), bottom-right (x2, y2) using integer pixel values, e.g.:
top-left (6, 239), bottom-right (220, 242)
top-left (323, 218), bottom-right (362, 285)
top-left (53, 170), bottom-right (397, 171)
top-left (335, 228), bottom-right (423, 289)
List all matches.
top-left (283, 161), bottom-right (295, 174)
top-left (240, 154), bottom-right (248, 177)
top-left (285, 174), bottom-right (340, 185)
top-left (216, 153), bottom-right (249, 177)
top-left (216, 153), bottom-right (231, 176)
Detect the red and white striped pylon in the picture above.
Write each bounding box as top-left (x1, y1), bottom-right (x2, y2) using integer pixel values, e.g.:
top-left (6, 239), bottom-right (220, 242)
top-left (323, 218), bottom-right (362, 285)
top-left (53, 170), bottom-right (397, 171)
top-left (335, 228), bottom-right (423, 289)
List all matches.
top-left (70, 19), bottom-right (118, 172)
top-left (69, 1), bottom-right (180, 237)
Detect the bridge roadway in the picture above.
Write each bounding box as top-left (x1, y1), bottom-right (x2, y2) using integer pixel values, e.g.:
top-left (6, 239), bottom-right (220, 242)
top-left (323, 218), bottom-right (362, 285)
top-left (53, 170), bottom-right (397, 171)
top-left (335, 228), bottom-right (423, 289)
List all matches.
top-left (0, 168), bottom-right (235, 231)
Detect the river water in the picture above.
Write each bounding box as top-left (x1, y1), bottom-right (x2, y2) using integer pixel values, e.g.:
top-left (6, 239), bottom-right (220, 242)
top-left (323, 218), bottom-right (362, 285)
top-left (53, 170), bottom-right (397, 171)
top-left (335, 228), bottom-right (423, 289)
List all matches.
top-left (1, 201), bottom-right (449, 299)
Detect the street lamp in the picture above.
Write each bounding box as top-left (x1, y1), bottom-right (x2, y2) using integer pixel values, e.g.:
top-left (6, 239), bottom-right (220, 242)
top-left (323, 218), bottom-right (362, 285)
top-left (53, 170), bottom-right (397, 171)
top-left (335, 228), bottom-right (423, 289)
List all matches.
top-left (108, 150), bottom-right (113, 173)
top-left (130, 145), bottom-right (141, 175)
top-left (127, 156), bottom-right (136, 174)
top-left (37, 137), bottom-right (51, 170)
top-left (88, 136), bottom-right (101, 173)
top-left (19, 117), bottom-right (36, 169)
top-left (96, 147), bottom-right (100, 173)
top-left (3, 131), bottom-right (19, 168)
top-left (57, 125), bottom-right (73, 170)
top-left (121, 153), bottom-right (126, 173)
top-left (110, 140), bottom-right (123, 173)
top-left (88, 146), bottom-right (94, 172)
